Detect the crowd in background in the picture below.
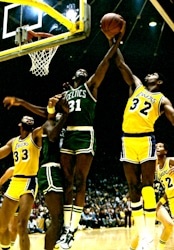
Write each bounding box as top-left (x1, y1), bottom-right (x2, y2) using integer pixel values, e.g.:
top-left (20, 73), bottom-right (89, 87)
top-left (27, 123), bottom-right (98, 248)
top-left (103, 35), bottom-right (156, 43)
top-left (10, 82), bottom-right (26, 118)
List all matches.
top-left (0, 174), bottom-right (165, 233)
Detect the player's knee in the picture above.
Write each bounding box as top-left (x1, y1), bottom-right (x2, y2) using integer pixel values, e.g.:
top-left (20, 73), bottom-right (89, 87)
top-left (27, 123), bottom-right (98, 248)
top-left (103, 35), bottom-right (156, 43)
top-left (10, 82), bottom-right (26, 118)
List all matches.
top-left (128, 183), bottom-right (141, 200)
top-left (164, 221), bottom-right (174, 235)
top-left (17, 219), bottom-right (28, 234)
top-left (75, 176), bottom-right (86, 192)
top-left (0, 224), bottom-right (9, 234)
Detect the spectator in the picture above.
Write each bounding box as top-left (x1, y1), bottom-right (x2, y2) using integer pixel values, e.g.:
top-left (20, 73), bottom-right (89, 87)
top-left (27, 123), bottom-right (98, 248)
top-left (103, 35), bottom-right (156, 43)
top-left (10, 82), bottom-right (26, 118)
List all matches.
top-left (124, 197), bottom-right (132, 228)
top-left (80, 207), bottom-right (94, 229)
top-left (27, 215), bottom-right (45, 234)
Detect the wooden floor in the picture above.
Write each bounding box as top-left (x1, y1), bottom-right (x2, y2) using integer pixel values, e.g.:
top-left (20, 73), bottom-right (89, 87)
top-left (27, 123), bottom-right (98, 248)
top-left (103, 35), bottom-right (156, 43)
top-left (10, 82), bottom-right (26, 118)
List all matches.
top-left (12, 225), bottom-right (174, 250)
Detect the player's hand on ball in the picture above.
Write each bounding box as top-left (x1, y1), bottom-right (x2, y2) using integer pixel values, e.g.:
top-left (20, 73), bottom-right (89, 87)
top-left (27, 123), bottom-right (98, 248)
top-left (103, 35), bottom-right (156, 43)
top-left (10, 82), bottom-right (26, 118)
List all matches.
top-left (100, 13), bottom-right (125, 40)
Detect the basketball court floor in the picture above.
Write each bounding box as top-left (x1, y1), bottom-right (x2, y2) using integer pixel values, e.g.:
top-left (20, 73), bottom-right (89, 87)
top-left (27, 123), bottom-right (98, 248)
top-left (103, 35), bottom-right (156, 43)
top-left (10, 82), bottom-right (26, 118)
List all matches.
top-left (12, 225), bottom-right (174, 250)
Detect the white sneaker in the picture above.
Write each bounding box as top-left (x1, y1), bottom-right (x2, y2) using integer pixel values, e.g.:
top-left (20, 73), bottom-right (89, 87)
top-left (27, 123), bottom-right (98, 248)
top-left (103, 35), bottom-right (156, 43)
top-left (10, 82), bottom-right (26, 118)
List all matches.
top-left (60, 230), bottom-right (75, 249)
top-left (55, 226), bottom-right (69, 248)
top-left (137, 238), bottom-right (155, 250)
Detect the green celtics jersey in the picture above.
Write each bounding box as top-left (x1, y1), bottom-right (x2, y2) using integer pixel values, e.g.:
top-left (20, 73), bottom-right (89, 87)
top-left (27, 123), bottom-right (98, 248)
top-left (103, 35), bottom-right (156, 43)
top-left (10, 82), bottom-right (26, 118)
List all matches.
top-left (39, 135), bottom-right (60, 165)
top-left (65, 83), bottom-right (97, 126)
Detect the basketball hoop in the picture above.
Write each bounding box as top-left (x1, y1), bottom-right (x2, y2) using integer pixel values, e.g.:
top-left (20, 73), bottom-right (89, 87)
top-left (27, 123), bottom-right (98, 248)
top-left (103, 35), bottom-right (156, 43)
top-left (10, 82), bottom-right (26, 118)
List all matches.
top-left (28, 46), bottom-right (59, 77)
top-left (25, 30), bottom-right (59, 77)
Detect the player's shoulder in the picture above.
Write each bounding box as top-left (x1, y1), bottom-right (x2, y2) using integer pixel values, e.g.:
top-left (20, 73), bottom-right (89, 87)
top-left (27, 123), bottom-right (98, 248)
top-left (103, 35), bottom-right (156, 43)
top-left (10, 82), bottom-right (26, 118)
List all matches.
top-left (8, 137), bottom-right (17, 145)
top-left (168, 157), bottom-right (174, 166)
top-left (32, 126), bottom-right (43, 137)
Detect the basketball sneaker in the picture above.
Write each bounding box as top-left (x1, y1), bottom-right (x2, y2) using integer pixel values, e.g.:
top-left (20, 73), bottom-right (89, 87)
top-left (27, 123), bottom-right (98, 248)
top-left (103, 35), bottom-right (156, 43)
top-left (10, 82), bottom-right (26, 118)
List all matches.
top-left (55, 226), bottom-right (69, 248)
top-left (60, 229), bottom-right (77, 249)
top-left (137, 237), bottom-right (155, 250)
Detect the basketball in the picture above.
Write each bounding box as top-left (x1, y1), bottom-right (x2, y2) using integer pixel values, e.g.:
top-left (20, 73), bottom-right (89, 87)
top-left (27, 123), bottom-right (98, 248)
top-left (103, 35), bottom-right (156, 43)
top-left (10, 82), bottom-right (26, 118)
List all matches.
top-left (100, 13), bottom-right (124, 39)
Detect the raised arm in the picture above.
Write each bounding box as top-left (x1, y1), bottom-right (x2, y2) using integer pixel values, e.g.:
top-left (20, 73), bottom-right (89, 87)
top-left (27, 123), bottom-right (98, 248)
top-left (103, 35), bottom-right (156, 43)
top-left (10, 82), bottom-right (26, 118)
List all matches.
top-left (45, 95), bottom-right (69, 142)
top-left (3, 96), bottom-right (47, 118)
top-left (115, 48), bottom-right (141, 88)
top-left (161, 96), bottom-right (174, 126)
top-left (86, 22), bottom-right (126, 99)
top-left (32, 94), bottom-right (69, 144)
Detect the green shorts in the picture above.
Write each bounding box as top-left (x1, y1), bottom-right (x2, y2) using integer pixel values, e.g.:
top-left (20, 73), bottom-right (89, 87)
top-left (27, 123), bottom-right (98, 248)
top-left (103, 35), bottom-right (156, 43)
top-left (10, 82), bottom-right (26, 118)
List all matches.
top-left (38, 163), bottom-right (63, 195)
top-left (60, 130), bottom-right (96, 155)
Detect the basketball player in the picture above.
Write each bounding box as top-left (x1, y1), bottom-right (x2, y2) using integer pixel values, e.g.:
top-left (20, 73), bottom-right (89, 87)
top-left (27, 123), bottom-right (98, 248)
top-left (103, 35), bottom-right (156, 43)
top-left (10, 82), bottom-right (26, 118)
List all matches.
top-left (2, 96), bottom-right (69, 250)
top-left (0, 115), bottom-right (43, 250)
top-left (130, 142), bottom-right (174, 250)
top-left (156, 142), bottom-right (174, 250)
top-left (0, 96), bottom-right (68, 250)
top-left (3, 21), bottom-right (126, 250)
top-left (113, 47), bottom-right (174, 250)
top-left (49, 25), bottom-right (125, 250)
top-left (38, 111), bottom-right (69, 250)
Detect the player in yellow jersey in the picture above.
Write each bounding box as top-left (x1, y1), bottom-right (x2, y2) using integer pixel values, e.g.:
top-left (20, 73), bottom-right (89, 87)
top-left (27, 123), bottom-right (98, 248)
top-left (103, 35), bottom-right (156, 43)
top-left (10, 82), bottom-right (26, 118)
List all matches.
top-left (0, 98), bottom-right (68, 250)
top-left (112, 45), bottom-right (174, 250)
top-left (2, 96), bottom-right (69, 250)
top-left (156, 142), bottom-right (174, 250)
top-left (0, 116), bottom-right (42, 250)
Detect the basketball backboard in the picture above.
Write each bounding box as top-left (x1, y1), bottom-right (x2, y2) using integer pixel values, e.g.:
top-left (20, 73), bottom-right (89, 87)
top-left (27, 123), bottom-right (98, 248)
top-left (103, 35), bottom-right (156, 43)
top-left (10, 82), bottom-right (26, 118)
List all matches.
top-left (150, 0), bottom-right (174, 31)
top-left (0, 0), bottom-right (91, 62)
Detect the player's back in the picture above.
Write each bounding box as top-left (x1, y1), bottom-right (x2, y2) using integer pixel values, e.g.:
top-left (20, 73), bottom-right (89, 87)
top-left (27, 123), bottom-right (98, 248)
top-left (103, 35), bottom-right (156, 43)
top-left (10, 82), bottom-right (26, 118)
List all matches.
top-left (39, 135), bottom-right (60, 165)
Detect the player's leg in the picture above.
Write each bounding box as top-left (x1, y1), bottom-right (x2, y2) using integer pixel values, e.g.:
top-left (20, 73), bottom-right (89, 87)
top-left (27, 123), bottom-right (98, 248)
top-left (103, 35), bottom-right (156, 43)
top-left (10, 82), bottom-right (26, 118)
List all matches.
top-left (123, 162), bottom-right (145, 238)
top-left (45, 191), bottom-right (64, 250)
top-left (156, 205), bottom-right (174, 250)
top-left (18, 193), bottom-right (34, 250)
top-left (38, 164), bottom-right (64, 250)
top-left (61, 153), bottom-right (93, 250)
top-left (58, 153), bottom-right (75, 249)
top-left (60, 152), bottom-right (75, 238)
top-left (70, 153), bottom-right (93, 229)
top-left (141, 160), bottom-right (156, 238)
top-left (60, 153), bottom-right (75, 205)
top-left (129, 234), bottom-right (139, 250)
top-left (8, 212), bottom-right (18, 247)
top-left (0, 197), bottom-right (18, 250)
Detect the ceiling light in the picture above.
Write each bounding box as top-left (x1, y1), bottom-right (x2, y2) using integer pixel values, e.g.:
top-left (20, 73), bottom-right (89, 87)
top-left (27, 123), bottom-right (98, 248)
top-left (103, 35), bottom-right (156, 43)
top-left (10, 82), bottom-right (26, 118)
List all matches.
top-left (64, 4), bottom-right (79, 22)
top-left (149, 20), bottom-right (157, 27)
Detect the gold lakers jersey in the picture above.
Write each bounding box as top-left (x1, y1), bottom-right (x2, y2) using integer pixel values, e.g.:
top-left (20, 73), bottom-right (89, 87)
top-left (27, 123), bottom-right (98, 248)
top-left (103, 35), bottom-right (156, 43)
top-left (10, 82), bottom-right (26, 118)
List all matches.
top-left (156, 158), bottom-right (174, 199)
top-left (12, 134), bottom-right (41, 176)
top-left (123, 85), bottom-right (164, 133)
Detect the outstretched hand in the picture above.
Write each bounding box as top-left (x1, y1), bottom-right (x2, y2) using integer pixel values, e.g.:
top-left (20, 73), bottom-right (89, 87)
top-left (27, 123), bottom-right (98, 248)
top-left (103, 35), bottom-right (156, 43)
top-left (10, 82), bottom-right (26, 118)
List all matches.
top-left (3, 96), bottom-right (21, 110)
top-left (111, 20), bottom-right (126, 45)
top-left (107, 19), bottom-right (126, 47)
top-left (48, 94), bottom-right (69, 114)
top-left (48, 94), bottom-right (63, 108)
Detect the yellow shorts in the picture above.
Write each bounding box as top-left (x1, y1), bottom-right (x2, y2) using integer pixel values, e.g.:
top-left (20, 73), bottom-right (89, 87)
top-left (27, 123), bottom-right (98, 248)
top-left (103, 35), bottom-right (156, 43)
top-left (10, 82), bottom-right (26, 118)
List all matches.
top-left (5, 176), bottom-right (38, 201)
top-left (120, 134), bottom-right (157, 164)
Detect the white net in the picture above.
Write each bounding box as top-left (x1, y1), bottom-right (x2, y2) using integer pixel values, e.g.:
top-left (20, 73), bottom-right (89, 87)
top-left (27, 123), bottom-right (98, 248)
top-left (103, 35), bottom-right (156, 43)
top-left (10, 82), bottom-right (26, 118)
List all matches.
top-left (28, 46), bottom-right (59, 77)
